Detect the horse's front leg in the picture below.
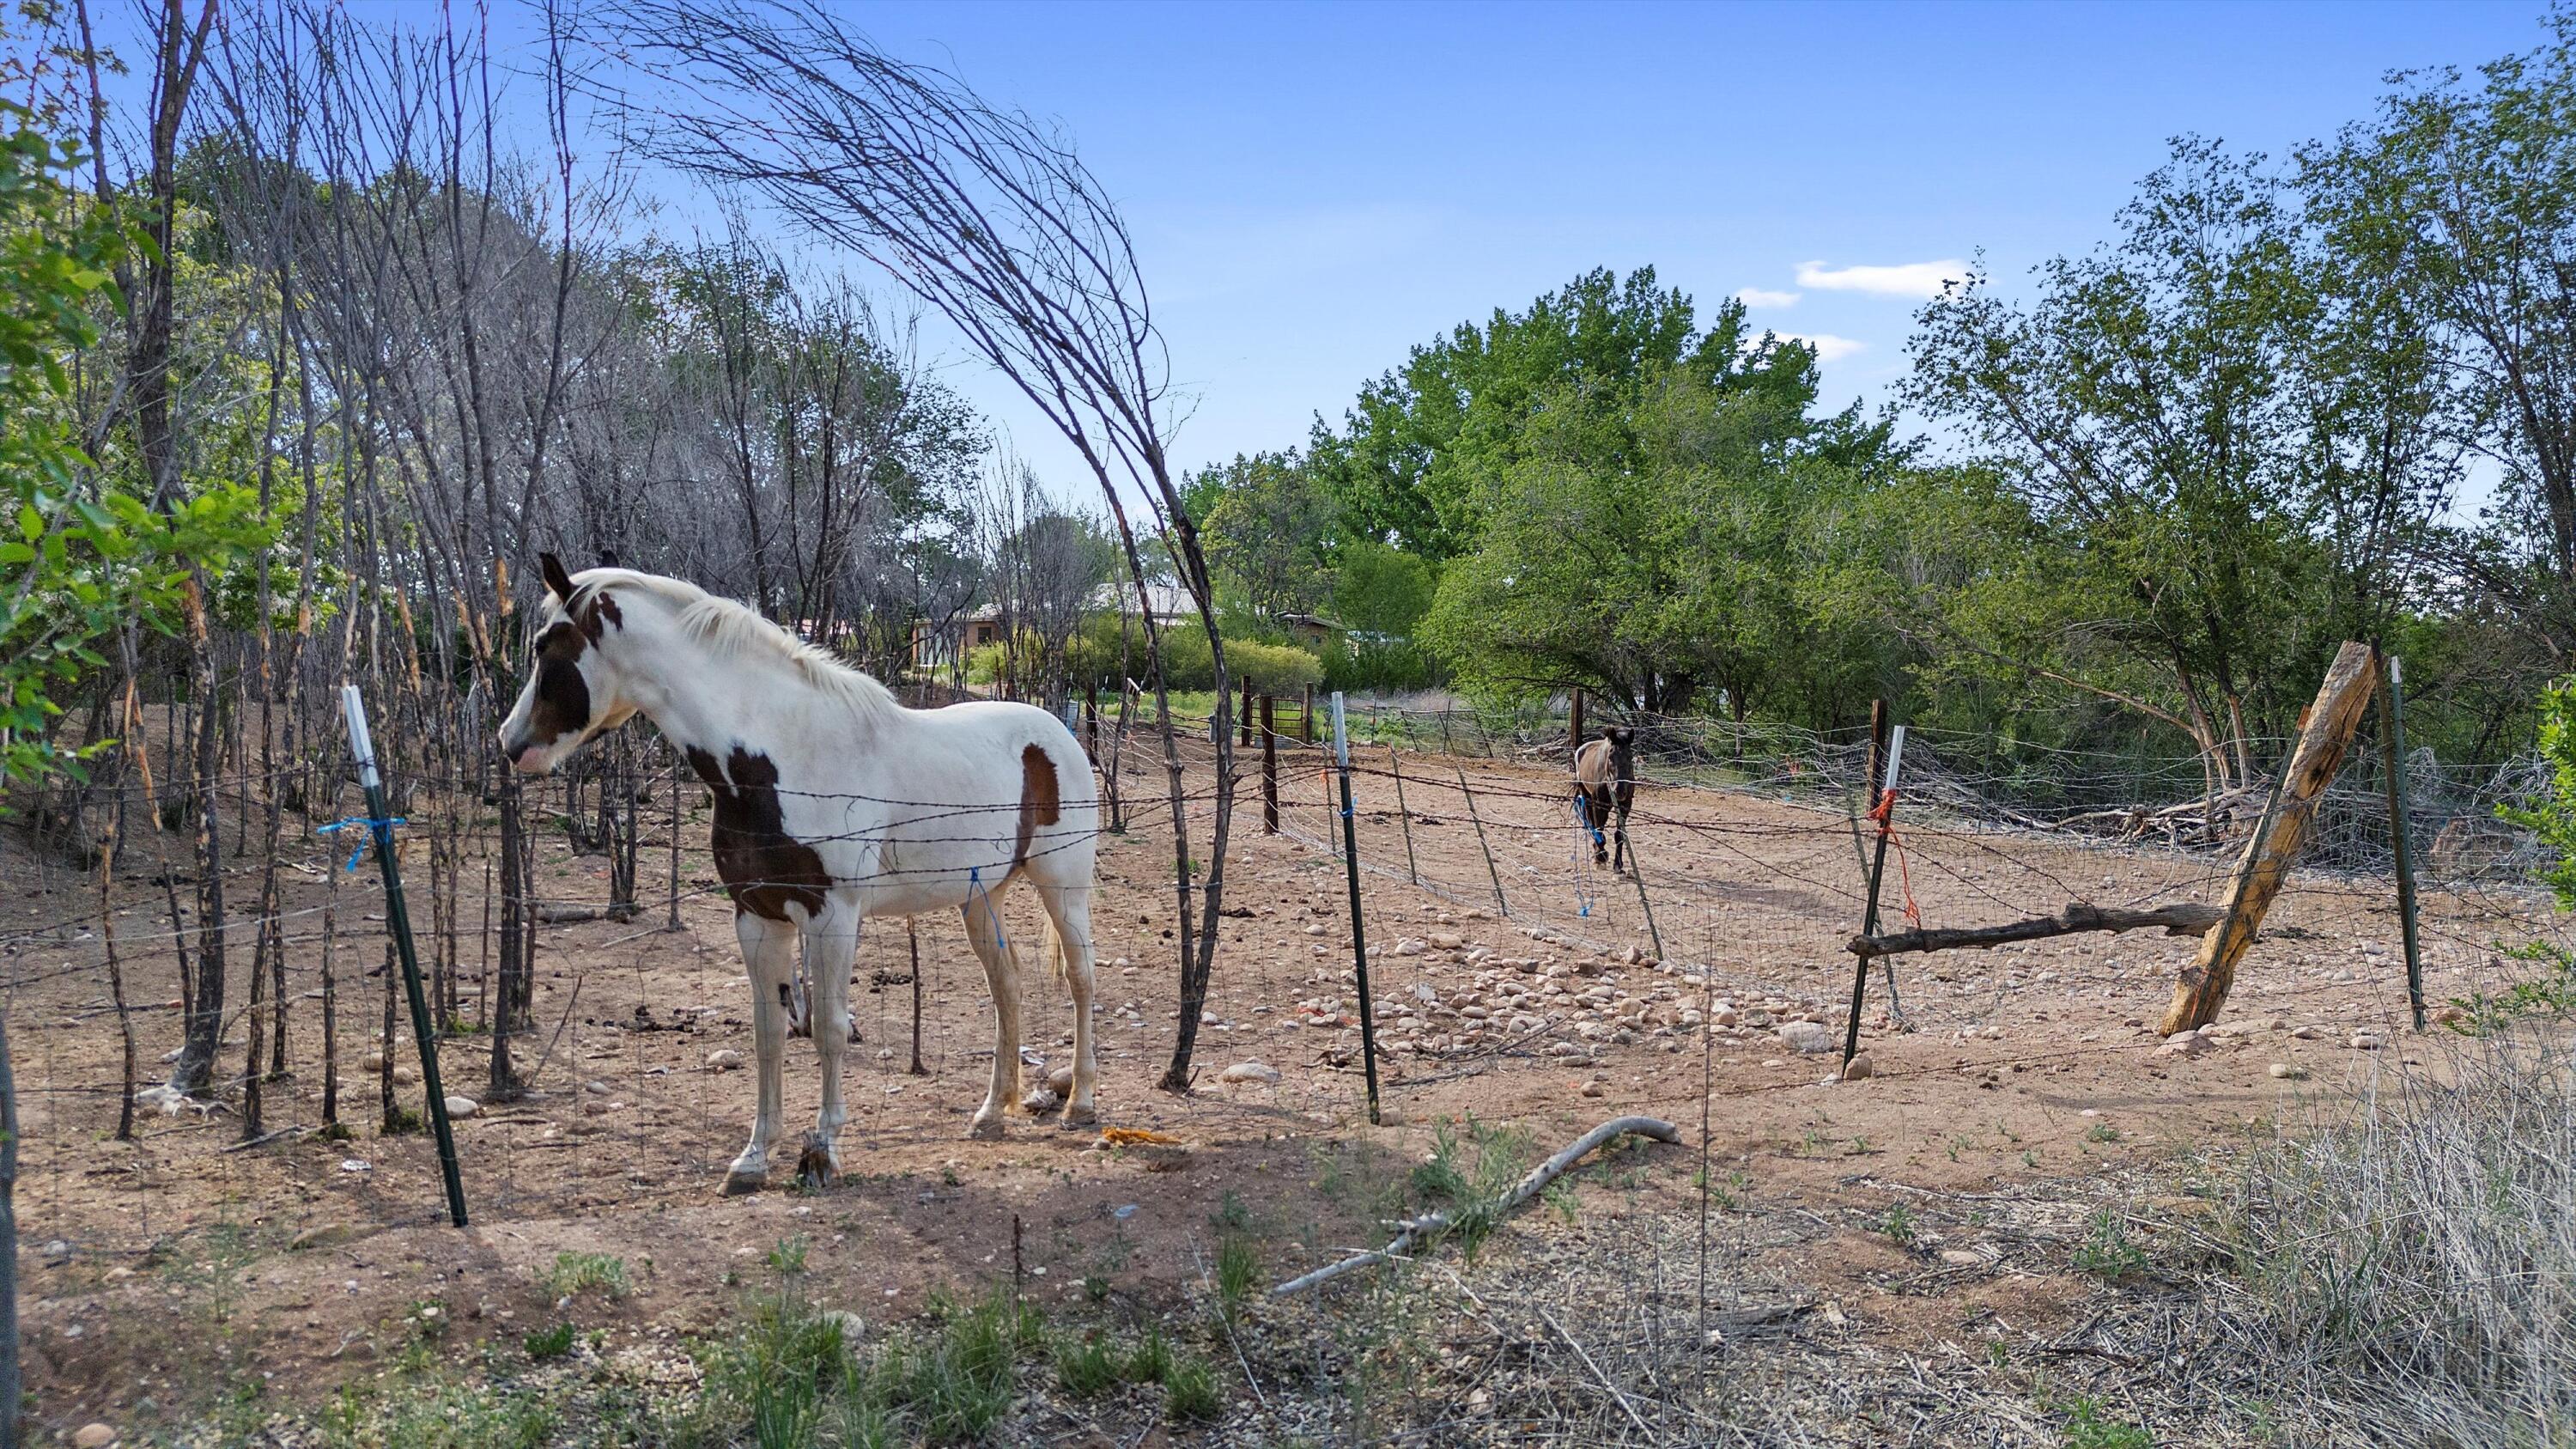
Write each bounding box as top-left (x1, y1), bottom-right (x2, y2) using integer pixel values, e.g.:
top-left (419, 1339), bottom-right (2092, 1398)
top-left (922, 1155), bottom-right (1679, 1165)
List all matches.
top-left (1614, 797), bottom-right (1632, 875)
top-left (798, 901), bottom-right (860, 1187)
top-left (726, 909), bottom-right (797, 1195)
top-left (962, 889), bottom-right (1021, 1140)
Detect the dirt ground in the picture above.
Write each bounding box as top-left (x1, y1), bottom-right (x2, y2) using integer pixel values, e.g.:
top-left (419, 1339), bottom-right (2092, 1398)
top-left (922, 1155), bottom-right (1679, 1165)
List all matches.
top-left (1, 730), bottom-right (2549, 1441)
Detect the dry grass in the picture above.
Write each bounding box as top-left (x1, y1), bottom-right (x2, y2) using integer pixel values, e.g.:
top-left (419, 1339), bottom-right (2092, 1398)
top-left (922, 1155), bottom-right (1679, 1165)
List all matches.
top-left (2202, 1028), bottom-right (2576, 1446)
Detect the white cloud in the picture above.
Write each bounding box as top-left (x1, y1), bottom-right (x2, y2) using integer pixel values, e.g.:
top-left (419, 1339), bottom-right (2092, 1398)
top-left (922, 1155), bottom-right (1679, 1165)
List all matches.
top-left (1794, 258), bottom-right (1968, 299)
top-left (1735, 287), bottom-right (1801, 308)
top-left (1742, 331), bottom-right (1867, 363)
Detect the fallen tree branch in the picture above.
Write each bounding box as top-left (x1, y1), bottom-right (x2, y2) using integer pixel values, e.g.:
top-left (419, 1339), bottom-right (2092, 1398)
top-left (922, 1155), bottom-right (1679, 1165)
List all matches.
top-left (1847, 900), bottom-right (2223, 960)
top-left (1271, 1115), bottom-right (1680, 1296)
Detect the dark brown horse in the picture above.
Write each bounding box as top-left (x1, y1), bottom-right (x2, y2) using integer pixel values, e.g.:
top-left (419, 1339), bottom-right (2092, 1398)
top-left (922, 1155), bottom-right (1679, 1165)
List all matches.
top-left (1572, 726), bottom-right (1637, 874)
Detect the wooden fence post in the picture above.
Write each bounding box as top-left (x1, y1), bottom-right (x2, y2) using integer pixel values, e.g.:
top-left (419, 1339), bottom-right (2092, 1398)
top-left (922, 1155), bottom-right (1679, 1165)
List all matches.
top-left (1261, 695), bottom-right (1279, 835)
top-left (1390, 748), bottom-right (1419, 885)
top-left (1459, 767), bottom-right (1509, 917)
top-left (2377, 650), bottom-right (2427, 1030)
top-left (1570, 689), bottom-right (1585, 759)
top-left (2160, 641), bottom-right (2379, 1034)
top-left (1302, 685), bottom-right (1315, 746)
top-left (1843, 725), bottom-right (1906, 1065)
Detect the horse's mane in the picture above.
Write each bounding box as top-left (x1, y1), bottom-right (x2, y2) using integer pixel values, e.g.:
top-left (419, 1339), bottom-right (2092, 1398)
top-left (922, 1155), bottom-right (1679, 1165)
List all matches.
top-left (568, 568), bottom-right (899, 728)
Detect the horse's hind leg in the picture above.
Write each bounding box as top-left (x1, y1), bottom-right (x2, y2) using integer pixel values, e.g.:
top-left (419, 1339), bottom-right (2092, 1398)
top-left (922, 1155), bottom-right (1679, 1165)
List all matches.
top-left (1038, 884), bottom-right (1099, 1125)
top-left (1613, 796), bottom-right (1632, 875)
top-left (961, 887), bottom-right (1022, 1140)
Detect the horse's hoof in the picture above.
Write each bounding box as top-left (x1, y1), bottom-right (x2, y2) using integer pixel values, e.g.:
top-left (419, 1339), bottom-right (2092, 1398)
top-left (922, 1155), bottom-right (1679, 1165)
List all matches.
top-left (968, 1115), bottom-right (1005, 1141)
top-left (1060, 1100), bottom-right (1097, 1127)
top-left (795, 1145), bottom-right (836, 1191)
top-left (721, 1168), bottom-right (765, 1196)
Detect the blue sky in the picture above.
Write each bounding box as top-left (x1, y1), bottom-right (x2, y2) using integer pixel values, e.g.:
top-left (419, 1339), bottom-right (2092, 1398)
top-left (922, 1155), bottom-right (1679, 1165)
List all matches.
top-left (64, 0), bottom-right (2565, 492)
top-left (817, 0), bottom-right (2553, 488)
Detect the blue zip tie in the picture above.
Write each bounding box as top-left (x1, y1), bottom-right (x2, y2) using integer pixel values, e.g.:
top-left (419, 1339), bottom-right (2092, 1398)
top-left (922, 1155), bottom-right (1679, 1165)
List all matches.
top-left (318, 816), bottom-right (405, 874)
top-left (967, 864), bottom-right (1007, 953)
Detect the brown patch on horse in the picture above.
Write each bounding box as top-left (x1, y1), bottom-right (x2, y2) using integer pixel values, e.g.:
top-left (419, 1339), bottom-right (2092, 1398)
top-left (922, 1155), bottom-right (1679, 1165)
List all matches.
top-left (526, 620), bottom-right (592, 746)
top-left (576, 588), bottom-right (622, 641)
top-left (689, 744), bottom-right (830, 921)
top-left (1015, 744), bottom-right (1061, 865)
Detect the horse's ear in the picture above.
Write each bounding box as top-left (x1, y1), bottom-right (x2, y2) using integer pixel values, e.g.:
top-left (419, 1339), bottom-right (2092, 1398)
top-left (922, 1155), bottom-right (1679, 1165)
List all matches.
top-left (539, 552), bottom-right (574, 601)
top-left (597, 548), bottom-right (618, 570)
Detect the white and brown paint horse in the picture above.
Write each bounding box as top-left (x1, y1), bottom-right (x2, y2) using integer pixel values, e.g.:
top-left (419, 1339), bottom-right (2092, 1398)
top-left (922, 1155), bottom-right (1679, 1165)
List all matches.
top-left (497, 555), bottom-right (1099, 1193)
top-left (1572, 725), bottom-right (1637, 874)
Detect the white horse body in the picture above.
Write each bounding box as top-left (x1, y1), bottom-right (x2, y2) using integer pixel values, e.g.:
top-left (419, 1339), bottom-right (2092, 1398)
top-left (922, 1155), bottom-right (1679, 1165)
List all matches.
top-left (496, 558), bottom-right (1098, 1193)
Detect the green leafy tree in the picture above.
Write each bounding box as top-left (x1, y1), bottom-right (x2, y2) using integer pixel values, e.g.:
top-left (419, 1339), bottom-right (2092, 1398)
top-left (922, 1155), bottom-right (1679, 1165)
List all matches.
top-left (0, 106), bottom-right (264, 787)
top-left (1309, 266), bottom-right (1744, 561)
top-left (1419, 338), bottom-right (1862, 717)
top-left (1192, 450), bottom-right (1339, 622)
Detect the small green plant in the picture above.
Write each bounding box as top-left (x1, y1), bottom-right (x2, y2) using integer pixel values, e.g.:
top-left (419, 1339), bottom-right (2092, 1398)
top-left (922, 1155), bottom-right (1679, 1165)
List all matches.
top-left (1214, 1190), bottom-right (1253, 1233)
top-left (1082, 1273), bottom-right (1109, 1304)
top-left (2073, 1209), bottom-right (2148, 1282)
top-left (2087, 1122), bottom-right (2121, 1144)
top-left (1215, 1235), bottom-right (1260, 1323)
top-left (1878, 1202), bottom-right (1916, 1247)
top-left (1163, 1353), bottom-right (1224, 1423)
top-left (542, 1251), bottom-right (631, 1302)
top-left (2063, 1396), bottom-right (2154, 1449)
top-left (523, 1322), bottom-right (576, 1361)
top-left (1124, 1326), bottom-right (1175, 1385)
top-left (1054, 1331), bottom-right (1120, 1398)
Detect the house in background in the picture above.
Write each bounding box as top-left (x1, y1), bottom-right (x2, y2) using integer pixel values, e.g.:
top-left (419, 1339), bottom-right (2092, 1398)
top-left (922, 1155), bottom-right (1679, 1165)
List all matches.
top-left (910, 610), bottom-right (1005, 673)
top-left (1275, 612), bottom-right (1344, 649)
top-left (909, 582), bottom-right (1197, 675)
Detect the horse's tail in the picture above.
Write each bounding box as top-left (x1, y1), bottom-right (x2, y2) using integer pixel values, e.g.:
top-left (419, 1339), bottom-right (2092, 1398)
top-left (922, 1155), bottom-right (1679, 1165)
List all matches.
top-left (1042, 913), bottom-right (1069, 986)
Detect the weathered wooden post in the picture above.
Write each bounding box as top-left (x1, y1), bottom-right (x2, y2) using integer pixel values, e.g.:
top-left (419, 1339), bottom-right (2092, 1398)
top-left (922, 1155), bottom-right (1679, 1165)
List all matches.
top-left (2160, 642), bottom-right (2378, 1034)
top-left (1302, 685), bottom-right (1315, 746)
top-left (1627, 838), bottom-right (1665, 964)
top-left (2376, 650), bottom-right (2427, 1030)
top-left (1332, 694), bottom-right (1383, 1123)
top-left (1390, 747), bottom-right (1419, 885)
top-left (1239, 673), bottom-right (1254, 749)
top-left (1570, 689), bottom-right (1585, 759)
top-left (1459, 767), bottom-right (1509, 917)
top-left (1261, 695), bottom-right (1279, 835)
top-left (1843, 725), bottom-right (1907, 1065)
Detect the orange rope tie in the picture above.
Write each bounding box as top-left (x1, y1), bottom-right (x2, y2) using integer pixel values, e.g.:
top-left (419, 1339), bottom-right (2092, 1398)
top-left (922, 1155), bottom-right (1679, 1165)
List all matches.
top-left (1871, 788), bottom-right (1926, 931)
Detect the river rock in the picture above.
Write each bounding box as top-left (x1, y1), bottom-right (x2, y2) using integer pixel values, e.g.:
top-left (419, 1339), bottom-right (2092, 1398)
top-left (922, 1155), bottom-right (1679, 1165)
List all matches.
top-left (1775, 1020), bottom-right (1836, 1055)
top-left (1219, 1061), bottom-right (1280, 1085)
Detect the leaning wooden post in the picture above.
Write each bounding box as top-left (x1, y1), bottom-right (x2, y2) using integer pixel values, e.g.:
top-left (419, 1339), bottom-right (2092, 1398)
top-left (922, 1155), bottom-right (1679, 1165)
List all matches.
top-left (1261, 695), bottom-right (1279, 835)
top-left (1627, 837), bottom-right (1666, 963)
top-left (1459, 766), bottom-right (1509, 917)
top-left (343, 685), bottom-right (468, 1228)
top-left (1239, 673), bottom-right (1254, 749)
top-left (2160, 641), bottom-right (2379, 1035)
top-left (1331, 694), bottom-right (1383, 1123)
top-left (1302, 685), bottom-right (1315, 746)
top-left (1389, 747), bottom-right (1419, 885)
top-left (1843, 725), bottom-right (1906, 1065)
top-left (2376, 649), bottom-right (2427, 1030)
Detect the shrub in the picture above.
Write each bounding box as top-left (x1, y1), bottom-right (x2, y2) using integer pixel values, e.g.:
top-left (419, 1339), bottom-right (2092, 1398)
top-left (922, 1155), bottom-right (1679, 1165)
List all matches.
top-left (2219, 1033), bottom-right (2576, 1443)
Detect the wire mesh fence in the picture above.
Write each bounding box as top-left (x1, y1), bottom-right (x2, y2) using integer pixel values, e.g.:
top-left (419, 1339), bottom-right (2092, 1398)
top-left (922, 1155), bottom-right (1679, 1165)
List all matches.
top-left (2, 687), bottom-right (2567, 1269)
